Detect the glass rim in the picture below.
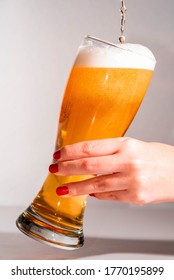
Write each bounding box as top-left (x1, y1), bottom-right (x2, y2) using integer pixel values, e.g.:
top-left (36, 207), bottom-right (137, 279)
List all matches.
top-left (84, 35), bottom-right (156, 62)
top-left (84, 35), bottom-right (121, 48)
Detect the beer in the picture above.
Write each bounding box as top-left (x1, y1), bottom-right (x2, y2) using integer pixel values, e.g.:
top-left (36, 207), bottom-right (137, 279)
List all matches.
top-left (16, 36), bottom-right (156, 249)
top-left (32, 68), bottom-right (153, 228)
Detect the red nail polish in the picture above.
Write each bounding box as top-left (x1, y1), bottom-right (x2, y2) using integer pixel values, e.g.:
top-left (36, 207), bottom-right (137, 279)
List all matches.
top-left (89, 193), bottom-right (95, 197)
top-left (56, 186), bottom-right (69, 196)
top-left (53, 150), bottom-right (61, 160)
top-left (49, 163), bottom-right (58, 173)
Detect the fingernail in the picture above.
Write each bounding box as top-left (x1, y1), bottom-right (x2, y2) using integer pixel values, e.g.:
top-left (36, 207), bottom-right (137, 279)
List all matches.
top-left (56, 186), bottom-right (69, 196)
top-left (49, 163), bottom-right (58, 173)
top-left (53, 150), bottom-right (61, 160)
top-left (89, 193), bottom-right (95, 197)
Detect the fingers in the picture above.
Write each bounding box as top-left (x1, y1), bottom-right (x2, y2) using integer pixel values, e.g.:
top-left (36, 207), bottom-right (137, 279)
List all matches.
top-left (92, 190), bottom-right (130, 202)
top-left (56, 173), bottom-right (128, 197)
top-left (54, 154), bottom-right (127, 175)
top-left (93, 190), bottom-right (148, 206)
top-left (50, 138), bottom-right (129, 176)
top-left (54, 138), bottom-right (126, 161)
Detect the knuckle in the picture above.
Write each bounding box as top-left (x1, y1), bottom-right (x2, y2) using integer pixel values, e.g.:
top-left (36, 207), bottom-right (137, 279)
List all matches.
top-left (130, 172), bottom-right (145, 190)
top-left (80, 159), bottom-right (90, 170)
top-left (123, 138), bottom-right (140, 157)
top-left (126, 159), bottom-right (143, 173)
top-left (80, 158), bottom-right (99, 172)
top-left (91, 177), bottom-right (107, 192)
top-left (81, 142), bottom-right (95, 156)
top-left (128, 174), bottom-right (147, 206)
top-left (128, 180), bottom-right (147, 206)
top-left (108, 193), bottom-right (118, 200)
top-left (61, 145), bottom-right (70, 159)
top-left (124, 137), bottom-right (138, 149)
top-left (59, 161), bottom-right (69, 175)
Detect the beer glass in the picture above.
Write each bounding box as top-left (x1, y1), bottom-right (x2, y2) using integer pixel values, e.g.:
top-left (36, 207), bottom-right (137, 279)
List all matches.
top-left (16, 36), bottom-right (156, 250)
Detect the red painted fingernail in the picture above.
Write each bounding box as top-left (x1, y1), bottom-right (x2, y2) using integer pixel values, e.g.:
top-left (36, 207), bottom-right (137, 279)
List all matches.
top-left (49, 163), bottom-right (58, 173)
top-left (56, 186), bottom-right (69, 196)
top-left (53, 150), bottom-right (61, 160)
top-left (89, 193), bottom-right (95, 197)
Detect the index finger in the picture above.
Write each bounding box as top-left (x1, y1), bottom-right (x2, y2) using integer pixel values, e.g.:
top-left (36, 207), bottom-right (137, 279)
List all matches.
top-left (54, 137), bottom-right (127, 161)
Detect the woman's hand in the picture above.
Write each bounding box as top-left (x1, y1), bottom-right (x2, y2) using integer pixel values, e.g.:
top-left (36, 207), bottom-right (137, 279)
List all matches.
top-left (49, 137), bottom-right (174, 205)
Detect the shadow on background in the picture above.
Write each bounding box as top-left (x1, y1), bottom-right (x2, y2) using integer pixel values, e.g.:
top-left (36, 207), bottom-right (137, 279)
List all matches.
top-left (1, 232), bottom-right (174, 260)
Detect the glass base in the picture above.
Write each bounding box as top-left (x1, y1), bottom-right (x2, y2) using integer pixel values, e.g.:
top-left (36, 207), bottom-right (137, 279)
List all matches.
top-left (16, 206), bottom-right (84, 250)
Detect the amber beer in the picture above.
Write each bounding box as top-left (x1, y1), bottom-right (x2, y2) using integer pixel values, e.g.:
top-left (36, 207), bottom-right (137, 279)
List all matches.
top-left (16, 36), bottom-right (156, 249)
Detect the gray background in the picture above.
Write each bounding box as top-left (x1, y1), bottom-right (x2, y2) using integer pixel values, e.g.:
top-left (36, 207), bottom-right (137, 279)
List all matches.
top-left (0, 0), bottom-right (174, 206)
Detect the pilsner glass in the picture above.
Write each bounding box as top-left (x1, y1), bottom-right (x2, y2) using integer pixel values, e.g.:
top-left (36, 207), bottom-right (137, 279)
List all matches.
top-left (16, 36), bottom-right (156, 249)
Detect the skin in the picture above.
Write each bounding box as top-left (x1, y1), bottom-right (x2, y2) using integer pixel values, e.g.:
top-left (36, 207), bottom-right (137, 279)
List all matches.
top-left (51, 137), bottom-right (174, 206)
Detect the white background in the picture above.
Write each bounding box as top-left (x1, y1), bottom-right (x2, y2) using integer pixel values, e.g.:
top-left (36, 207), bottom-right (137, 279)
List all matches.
top-left (0, 0), bottom-right (174, 206)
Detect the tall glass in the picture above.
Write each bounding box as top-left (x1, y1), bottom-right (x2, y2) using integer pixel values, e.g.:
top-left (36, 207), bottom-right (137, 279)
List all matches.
top-left (16, 36), bottom-right (156, 249)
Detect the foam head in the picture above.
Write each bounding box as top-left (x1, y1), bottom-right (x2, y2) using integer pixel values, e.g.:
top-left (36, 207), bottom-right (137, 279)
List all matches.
top-left (75, 36), bottom-right (156, 70)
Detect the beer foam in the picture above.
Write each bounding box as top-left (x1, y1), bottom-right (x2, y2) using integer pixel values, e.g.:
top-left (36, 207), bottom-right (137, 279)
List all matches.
top-left (75, 42), bottom-right (156, 70)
